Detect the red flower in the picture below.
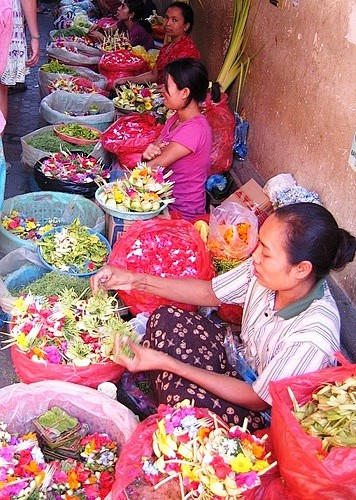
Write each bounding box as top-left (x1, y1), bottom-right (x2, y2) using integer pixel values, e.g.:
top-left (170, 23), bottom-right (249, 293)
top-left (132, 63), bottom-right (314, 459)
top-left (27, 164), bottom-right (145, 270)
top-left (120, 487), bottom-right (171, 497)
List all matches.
top-left (210, 455), bottom-right (231, 479)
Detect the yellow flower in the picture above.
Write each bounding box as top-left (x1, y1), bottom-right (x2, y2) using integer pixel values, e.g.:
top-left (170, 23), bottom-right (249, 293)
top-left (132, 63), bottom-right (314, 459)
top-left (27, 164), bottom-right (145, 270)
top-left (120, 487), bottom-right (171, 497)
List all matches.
top-left (144, 101), bottom-right (153, 111)
top-left (181, 463), bottom-right (199, 483)
top-left (12, 296), bottom-right (26, 312)
top-left (16, 332), bottom-right (29, 349)
top-left (230, 453), bottom-right (253, 473)
top-left (252, 459), bottom-right (270, 471)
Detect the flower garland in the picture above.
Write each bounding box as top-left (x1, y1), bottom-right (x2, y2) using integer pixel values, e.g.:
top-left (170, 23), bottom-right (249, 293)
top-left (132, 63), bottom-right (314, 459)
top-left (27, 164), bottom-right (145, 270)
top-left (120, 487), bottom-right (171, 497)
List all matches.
top-left (1, 211), bottom-right (59, 242)
top-left (142, 401), bottom-right (276, 499)
top-left (37, 152), bottom-right (110, 184)
top-left (3, 289), bottom-right (137, 366)
top-left (0, 421), bottom-right (117, 500)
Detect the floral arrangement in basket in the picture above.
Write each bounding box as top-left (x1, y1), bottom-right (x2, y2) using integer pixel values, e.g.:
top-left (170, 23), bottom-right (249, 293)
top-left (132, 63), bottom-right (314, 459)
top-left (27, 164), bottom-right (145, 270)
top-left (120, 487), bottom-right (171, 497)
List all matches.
top-left (96, 163), bottom-right (174, 213)
top-left (36, 151), bottom-right (110, 184)
top-left (113, 82), bottom-right (167, 122)
top-left (2, 289), bottom-right (137, 367)
top-left (1, 211), bottom-right (59, 242)
top-left (0, 416), bottom-right (118, 499)
top-left (141, 400), bottom-right (276, 499)
top-left (48, 76), bottom-right (105, 95)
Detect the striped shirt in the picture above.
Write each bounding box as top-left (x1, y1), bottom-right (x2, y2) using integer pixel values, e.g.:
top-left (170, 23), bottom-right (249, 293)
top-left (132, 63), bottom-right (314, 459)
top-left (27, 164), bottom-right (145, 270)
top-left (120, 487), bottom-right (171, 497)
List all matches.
top-left (212, 259), bottom-right (340, 405)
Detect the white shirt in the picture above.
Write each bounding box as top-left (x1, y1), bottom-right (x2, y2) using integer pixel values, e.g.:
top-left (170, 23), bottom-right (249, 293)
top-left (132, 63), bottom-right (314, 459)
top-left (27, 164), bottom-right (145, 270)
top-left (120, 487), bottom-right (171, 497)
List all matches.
top-left (212, 259), bottom-right (340, 405)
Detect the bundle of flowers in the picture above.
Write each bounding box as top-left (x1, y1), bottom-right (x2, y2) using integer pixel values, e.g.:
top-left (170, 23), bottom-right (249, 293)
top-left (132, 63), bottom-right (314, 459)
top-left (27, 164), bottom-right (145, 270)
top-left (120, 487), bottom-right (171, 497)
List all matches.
top-left (48, 76), bottom-right (106, 95)
top-left (3, 288), bottom-right (137, 366)
top-left (99, 32), bottom-right (132, 52)
top-left (1, 210), bottom-right (59, 242)
top-left (0, 420), bottom-right (118, 499)
top-left (36, 151), bottom-right (110, 184)
top-left (113, 82), bottom-right (167, 122)
top-left (135, 401), bottom-right (276, 499)
top-left (99, 49), bottom-right (147, 71)
top-left (38, 219), bottom-right (109, 274)
top-left (51, 35), bottom-right (97, 48)
top-left (96, 163), bottom-right (174, 213)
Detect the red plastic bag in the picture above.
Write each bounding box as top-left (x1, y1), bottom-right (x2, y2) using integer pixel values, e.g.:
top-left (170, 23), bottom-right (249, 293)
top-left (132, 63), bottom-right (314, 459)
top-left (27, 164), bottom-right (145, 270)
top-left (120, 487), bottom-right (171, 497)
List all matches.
top-left (101, 113), bottom-right (163, 169)
top-left (201, 92), bottom-right (235, 175)
top-left (98, 50), bottom-right (149, 89)
top-left (11, 346), bottom-right (125, 388)
top-left (269, 353), bottom-right (356, 500)
top-left (109, 219), bottom-right (215, 315)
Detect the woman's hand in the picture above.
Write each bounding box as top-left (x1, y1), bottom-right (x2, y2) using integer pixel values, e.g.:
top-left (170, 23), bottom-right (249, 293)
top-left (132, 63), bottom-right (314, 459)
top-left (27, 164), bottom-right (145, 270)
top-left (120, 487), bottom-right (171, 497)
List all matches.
top-left (113, 335), bottom-right (166, 372)
top-left (90, 265), bottom-right (141, 293)
top-left (26, 38), bottom-right (40, 67)
top-left (142, 142), bottom-right (168, 161)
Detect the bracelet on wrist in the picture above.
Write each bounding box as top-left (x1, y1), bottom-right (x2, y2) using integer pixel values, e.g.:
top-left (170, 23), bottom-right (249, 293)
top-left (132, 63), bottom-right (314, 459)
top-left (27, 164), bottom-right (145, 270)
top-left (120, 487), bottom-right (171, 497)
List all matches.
top-left (31, 35), bottom-right (40, 39)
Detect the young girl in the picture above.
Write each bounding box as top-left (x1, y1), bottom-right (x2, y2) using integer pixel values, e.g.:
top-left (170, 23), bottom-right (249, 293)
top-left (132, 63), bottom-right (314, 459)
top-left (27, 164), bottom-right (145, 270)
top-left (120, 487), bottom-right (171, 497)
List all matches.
top-left (142, 57), bottom-right (212, 220)
top-left (91, 202), bottom-right (355, 429)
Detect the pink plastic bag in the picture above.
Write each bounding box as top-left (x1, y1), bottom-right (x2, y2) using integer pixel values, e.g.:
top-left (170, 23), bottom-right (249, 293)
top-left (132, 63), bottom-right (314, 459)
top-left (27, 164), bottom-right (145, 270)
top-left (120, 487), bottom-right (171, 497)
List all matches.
top-left (109, 219), bottom-right (215, 315)
top-left (11, 345), bottom-right (125, 388)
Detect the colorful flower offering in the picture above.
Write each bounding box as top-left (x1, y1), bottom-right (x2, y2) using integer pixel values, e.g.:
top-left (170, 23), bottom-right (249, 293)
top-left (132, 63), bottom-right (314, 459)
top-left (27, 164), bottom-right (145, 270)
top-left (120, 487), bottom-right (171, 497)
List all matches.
top-left (1, 211), bottom-right (59, 242)
top-left (142, 401), bottom-right (276, 499)
top-left (0, 408), bottom-right (118, 500)
top-left (3, 288), bottom-right (137, 366)
top-left (113, 82), bottom-right (167, 120)
top-left (37, 151), bottom-right (110, 184)
top-left (96, 163), bottom-right (174, 213)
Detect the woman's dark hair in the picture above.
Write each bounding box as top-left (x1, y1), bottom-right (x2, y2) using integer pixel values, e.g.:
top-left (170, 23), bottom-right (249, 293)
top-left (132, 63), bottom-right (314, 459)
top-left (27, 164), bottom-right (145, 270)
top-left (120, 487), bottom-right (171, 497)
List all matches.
top-left (274, 202), bottom-right (356, 281)
top-left (166, 1), bottom-right (194, 33)
top-left (164, 58), bottom-right (209, 106)
top-left (125, 0), bottom-right (153, 32)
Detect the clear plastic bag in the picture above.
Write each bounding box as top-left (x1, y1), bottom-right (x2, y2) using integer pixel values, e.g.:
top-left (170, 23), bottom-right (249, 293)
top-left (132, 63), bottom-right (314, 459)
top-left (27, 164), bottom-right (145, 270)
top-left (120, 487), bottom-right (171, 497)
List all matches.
top-left (207, 201), bottom-right (258, 260)
top-left (0, 380), bottom-right (137, 449)
top-left (39, 91), bottom-right (115, 131)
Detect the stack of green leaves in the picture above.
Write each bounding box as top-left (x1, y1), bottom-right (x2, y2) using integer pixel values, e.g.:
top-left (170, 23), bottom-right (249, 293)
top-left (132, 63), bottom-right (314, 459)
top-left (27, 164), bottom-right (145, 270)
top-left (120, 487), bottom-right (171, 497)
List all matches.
top-left (33, 406), bottom-right (89, 461)
top-left (290, 377), bottom-right (356, 452)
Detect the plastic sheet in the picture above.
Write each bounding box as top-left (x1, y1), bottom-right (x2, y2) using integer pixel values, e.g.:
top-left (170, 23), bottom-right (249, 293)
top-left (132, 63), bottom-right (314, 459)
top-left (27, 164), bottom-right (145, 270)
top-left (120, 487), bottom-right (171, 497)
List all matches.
top-left (0, 380), bottom-right (137, 451)
top-left (202, 92), bottom-right (235, 175)
top-left (39, 90), bottom-right (115, 131)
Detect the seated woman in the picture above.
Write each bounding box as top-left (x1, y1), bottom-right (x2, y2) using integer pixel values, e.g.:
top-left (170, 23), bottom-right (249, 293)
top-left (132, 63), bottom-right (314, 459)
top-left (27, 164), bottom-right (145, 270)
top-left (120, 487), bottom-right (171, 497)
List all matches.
top-left (142, 57), bottom-right (212, 220)
top-left (114, 1), bottom-right (200, 86)
top-left (90, 0), bottom-right (155, 51)
top-left (91, 202), bottom-right (355, 430)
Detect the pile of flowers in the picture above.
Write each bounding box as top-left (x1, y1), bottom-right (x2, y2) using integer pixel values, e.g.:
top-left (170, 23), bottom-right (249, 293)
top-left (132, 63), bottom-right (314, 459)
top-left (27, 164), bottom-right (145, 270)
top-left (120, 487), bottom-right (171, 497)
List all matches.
top-left (113, 82), bottom-right (167, 121)
top-left (142, 401), bottom-right (276, 499)
top-left (3, 288), bottom-right (137, 366)
top-left (51, 35), bottom-right (96, 47)
top-left (99, 32), bottom-right (132, 52)
top-left (0, 421), bottom-right (47, 499)
top-left (0, 420), bottom-right (118, 499)
top-left (38, 219), bottom-right (109, 274)
top-left (37, 151), bottom-right (110, 184)
top-left (97, 162), bottom-right (174, 213)
top-left (48, 76), bottom-right (103, 94)
top-left (1, 211), bottom-right (59, 242)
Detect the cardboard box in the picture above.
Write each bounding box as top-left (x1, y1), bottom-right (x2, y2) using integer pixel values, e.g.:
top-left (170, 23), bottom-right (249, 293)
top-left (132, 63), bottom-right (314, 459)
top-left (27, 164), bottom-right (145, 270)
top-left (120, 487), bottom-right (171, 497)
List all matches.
top-left (224, 178), bottom-right (273, 226)
top-left (106, 208), bottom-right (170, 247)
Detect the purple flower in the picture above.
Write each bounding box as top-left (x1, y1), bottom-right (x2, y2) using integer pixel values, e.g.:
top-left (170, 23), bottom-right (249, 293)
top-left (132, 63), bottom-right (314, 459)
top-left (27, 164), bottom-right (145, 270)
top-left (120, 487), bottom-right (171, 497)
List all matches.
top-left (44, 345), bottom-right (62, 364)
